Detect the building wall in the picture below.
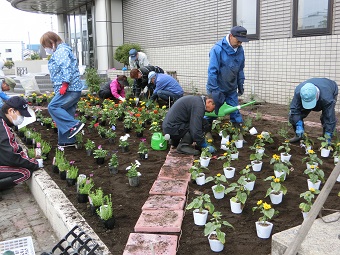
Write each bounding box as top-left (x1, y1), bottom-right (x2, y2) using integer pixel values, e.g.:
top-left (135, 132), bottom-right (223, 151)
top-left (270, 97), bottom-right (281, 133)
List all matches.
top-left (121, 0), bottom-right (340, 111)
top-left (0, 41), bottom-right (24, 61)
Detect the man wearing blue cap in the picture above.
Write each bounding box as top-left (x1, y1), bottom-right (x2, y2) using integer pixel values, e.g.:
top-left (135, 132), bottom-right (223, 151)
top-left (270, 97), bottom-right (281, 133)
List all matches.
top-left (129, 49), bottom-right (150, 69)
top-left (289, 78), bottom-right (338, 143)
top-left (206, 26), bottom-right (249, 141)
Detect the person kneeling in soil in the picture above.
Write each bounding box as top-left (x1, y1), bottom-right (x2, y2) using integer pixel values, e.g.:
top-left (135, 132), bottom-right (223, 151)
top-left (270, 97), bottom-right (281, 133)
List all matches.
top-left (130, 65), bottom-right (164, 98)
top-left (0, 96), bottom-right (41, 191)
top-left (98, 75), bottom-right (128, 101)
top-left (289, 78), bottom-right (338, 143)
top-left (162, 95), bottom-right (217, 155)
top-left (148, 72), bottom-right (184, 104)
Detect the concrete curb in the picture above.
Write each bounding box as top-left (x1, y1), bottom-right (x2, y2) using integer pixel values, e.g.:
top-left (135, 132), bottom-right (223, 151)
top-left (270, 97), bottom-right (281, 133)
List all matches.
top-left (27, 170), bottom-right (111, 255)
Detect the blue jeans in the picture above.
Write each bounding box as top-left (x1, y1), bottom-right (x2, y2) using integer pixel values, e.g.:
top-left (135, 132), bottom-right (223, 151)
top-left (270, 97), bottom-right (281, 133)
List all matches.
top-left (48, 91), bottom-right (81, 144)
top-left (157, 90), bottom-right (182, 101)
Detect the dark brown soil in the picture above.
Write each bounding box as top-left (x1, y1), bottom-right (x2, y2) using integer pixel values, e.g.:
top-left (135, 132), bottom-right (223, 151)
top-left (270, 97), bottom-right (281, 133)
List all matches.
top-left (25, 101), bottom-right (340, 255)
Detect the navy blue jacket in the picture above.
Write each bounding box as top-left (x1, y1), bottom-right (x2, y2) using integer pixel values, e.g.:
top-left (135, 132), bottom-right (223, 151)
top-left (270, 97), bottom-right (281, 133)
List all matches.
top-left (289, 78), bottom-right (338, 134)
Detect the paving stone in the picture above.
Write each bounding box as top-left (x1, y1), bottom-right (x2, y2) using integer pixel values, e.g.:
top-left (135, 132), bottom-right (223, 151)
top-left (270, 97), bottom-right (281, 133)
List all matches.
top-left (134, 210), bottom-right (184, 233)
top-left (149, 179), bottom-right (188, 196)
top-left (142, 195), bottom-right (186, 210)
top-left (158, 165), bottom-right (191, 181)
top-left (123, 233), bottom-right (178, 255)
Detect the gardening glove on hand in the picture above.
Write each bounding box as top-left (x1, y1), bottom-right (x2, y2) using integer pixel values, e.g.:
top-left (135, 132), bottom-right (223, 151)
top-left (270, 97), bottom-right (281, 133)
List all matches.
top-left (60, 82), bottom-right (69, 95)
top-left (118, 96), bottom-right (125, 101)
top-left (143, 86), bottom-right (148, 94)
top-left (201, 140), bottom-right (216, 153)
top-left (238, 84), bottom-right (244, 96)
top-left (295, 120), bottom-right (304, 138)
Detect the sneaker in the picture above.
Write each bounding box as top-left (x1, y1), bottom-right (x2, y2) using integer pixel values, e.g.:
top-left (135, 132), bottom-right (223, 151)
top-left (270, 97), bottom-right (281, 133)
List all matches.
top-left (58, 142), bottom-right (77, 148)
top-left (68, 122), bottom-right (85, 139)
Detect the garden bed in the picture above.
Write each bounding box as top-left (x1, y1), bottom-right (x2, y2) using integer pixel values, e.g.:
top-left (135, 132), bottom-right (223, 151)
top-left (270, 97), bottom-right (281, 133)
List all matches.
top-left (25, 100), bottom-right (340, 255)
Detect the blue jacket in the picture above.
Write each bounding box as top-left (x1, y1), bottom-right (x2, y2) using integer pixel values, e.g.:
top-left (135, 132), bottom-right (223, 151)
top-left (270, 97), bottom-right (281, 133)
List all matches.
top-left (206, 36), bottom-right (245, 95)
top-left (290, 78), bottom-right (338, 134)
top-left (153, 73), bottom-right (184, 96)
top-left (48, 43), bottom-right (83, 93)
top-left (0, 88), bottom-right (10, 108)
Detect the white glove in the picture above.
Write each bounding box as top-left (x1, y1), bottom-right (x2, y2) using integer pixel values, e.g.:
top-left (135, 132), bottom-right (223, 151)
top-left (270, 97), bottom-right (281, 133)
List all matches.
top-left (118, 96), bottom-right (125, 101)
top-left (143, 86), bottom-right (148, 93)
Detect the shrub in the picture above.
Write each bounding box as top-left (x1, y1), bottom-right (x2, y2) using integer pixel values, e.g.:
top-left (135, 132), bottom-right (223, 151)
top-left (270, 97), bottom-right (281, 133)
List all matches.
top-left (4, 60), bottom-right (14, 69)
top-left (114, 43), bottom-right (141, 66)
top-left (85, 68), bottom-right (105, 94)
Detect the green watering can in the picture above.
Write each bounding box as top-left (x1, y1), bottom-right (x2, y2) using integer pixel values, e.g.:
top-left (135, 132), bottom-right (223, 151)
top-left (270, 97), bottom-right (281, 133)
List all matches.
top-left (151, 133), bottom-right (170, 150)
top-left (205, 101), bottom-right (256, 117)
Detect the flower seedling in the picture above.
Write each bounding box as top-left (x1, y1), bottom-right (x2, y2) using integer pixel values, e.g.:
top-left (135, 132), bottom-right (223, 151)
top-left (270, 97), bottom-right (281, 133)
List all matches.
top-left (252, 200), bottom-right (279, 223)
top-left (204, 211), bottom-right (234, 245)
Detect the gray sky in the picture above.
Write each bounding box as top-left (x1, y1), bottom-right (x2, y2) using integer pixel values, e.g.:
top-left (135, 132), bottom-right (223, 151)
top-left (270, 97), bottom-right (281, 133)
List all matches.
top-left (0, 0), bottom-right (57, 44)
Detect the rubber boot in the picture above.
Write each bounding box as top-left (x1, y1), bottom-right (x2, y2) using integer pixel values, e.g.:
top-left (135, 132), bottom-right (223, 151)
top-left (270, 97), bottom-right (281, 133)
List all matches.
top-left (177, 132), bottom-right (200, 155)
top-left (289, 135), bottom-right (302, 143)
top-left (0, 177), bottom-right (16, 191)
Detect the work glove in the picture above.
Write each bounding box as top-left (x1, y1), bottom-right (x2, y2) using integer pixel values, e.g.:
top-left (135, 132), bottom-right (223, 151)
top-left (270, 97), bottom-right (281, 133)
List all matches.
top-left (118, 96), bottom-right (125, 102)
top-left (295, 120), bottom-right (304, 138)
top-left (237, 84), bottom-right (244, 96)
top-left (143, 86), bottom-right (148, 94)
top-left (201, 140), bottom-right (216, 153)
top-left (60, 82), bottom-right (69, 95)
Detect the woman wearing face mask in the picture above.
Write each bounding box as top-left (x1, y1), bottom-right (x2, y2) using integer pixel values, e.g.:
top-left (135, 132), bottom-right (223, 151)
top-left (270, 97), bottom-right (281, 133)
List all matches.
top-left (40, 31), bottom-right (84, 147)
top-left (0, 96), bottom-right (40, 192)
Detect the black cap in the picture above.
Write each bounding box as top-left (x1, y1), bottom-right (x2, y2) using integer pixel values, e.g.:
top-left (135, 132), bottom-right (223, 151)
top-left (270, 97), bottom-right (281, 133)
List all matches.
top-left (230, 26), bottom-right (249, 42)
top-left (211, 91), bottom-right (225, 115)
top-left (5, 96), bottom-right (31, 117)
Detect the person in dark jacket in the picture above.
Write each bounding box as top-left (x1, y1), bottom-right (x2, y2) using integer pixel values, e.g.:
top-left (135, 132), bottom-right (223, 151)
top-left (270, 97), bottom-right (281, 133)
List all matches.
top-left (0, 96), bottom-right (40, 191)
top-left (162, 95), bottom-right (216, 155)
top-left (206, 26), bottom-right (249, 140)
top-left (289, 78), bottom-right (338, 143)
top-left (130, 65), bottom-right (164, 98)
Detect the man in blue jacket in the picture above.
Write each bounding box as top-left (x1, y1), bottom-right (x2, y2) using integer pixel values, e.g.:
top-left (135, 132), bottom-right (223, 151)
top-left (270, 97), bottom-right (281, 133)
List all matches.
top-left (206, 26), bottom-right (249, 140)
top-left (289, 78), bottom-right (338, 143)
top-left (148, 72), bottom-right (184, 103)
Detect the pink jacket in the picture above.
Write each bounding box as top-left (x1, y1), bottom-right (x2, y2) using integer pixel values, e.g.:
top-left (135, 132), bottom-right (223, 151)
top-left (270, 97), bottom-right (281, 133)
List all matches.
top-left (110, 78), bottom-right (125, 99)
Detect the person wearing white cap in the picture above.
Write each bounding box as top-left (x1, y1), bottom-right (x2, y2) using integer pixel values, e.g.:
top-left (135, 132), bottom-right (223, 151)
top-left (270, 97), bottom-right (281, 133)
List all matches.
top-left (289, 78), bottom-right (338, 143)
top-left (0, 96), bottom-right (41, 191)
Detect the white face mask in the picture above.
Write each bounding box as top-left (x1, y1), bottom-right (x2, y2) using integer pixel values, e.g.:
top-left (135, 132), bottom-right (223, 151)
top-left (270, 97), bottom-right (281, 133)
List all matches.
top-left (11, 112), bottom-right (25, 126)
top-left (45, 48), bottom-right (54, 55)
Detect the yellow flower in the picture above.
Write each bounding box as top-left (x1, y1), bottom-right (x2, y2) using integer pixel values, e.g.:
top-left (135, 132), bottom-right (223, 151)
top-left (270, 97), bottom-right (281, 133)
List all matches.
top-left (152, 122), bottom-right (158, 125)
top-left (274, 178), bottom-right (280, 183)
top-left (257, 134), bottom-right (263, 139)
top-left (162, 105), bottom-right (166, 109)
top-left (223, 152), bottom-right (228, 156)
top-left (246, 165), bottom-right (250, 169)
top-left (141, 102), bottom-right (145, 105)
top-left (194, 160), bottom-right (199, 163)
top-left (272, 154), bottom-right (280, 160)
top-left (207, 139), bottom-right (213, 143)
top-left (284, 140), bottom-right (289, 143)
top-left (129, 98), bottom-right (133, 101)
top-left (337, 143), bottom-right (340, 147)
top-left (226, 141), bottom-right (231, 145)
top-left (308, 149), bottom-right (315, 154)
top-left (217, 173), bottom-right (221, 177)
top-left (257, 200), bottom-right (263, 205)
top-left (263, 202), bottom-right (271, 210)
top-left (310, 165), bottom-right (315, 169)
top-left (271, 176), bottom-right (275, 179)
top-left (309, 188), bottom-right (315, 192)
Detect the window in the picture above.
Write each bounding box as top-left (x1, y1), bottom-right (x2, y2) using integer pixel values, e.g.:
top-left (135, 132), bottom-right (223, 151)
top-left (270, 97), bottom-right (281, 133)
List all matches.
top-left (5, 49), bottom-right (12, 53)
top-left (293, 0), bottom-right (333, 37)
top-left (233, 0), bottom-right (259, 40)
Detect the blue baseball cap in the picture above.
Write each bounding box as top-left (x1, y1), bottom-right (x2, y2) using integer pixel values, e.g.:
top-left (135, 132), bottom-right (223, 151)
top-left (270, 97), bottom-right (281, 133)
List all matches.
top-left (300, 83), bottom-right (317, 109)
top-left (129, 49), bottom-right (137, 61)
top-left (230, 26), bottom-right (249, 42)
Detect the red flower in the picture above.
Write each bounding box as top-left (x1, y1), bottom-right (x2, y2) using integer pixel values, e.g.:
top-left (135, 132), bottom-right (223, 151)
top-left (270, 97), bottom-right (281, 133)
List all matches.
top-left (153, 110), bottom-right (158, 114)
top-left (94, 122), bottom-right (99, 128)
top-left (135, 113), bottom-right (141, 118)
